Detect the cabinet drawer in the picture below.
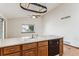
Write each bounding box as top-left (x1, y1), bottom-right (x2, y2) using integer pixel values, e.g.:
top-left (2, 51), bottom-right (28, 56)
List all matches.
top-left (3, 45), bottom-right (20, 55)
top-left (4, 52), bottom-right (21, 56)
top-left (22, 43), bottom-right (37, 50)
top-left (38, 41), bottom-right (48, 47)
top-left (23, 49), bottom-right (37, 56)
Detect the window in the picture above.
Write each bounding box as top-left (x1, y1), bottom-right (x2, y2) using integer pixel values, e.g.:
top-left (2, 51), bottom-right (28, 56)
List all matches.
top-left (22, 24), bottom-right (35, 33)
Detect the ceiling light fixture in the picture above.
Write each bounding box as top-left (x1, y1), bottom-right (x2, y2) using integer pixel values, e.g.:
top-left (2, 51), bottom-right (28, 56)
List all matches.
top-left (19, 3), bottom-right (47, 13)
top-left (32, 15), bottom-right (41, 19)
top-left (32, 15), bottom-right (36, 19)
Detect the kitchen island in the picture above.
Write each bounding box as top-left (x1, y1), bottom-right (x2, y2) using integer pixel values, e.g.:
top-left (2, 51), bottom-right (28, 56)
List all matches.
top-left (0, 35), bottom-right (63, 56)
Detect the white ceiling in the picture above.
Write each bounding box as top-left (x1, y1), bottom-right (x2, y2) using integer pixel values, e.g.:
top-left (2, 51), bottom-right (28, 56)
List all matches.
top-left (0, 3), bottom-right (61, 19)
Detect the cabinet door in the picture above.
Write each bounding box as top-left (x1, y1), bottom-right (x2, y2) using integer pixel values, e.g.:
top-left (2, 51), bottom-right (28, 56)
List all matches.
top-left (4, 52), bottom-right (21, 56)
top-left (38, 46), bottom-right (48, 56)
top-left (38, 41), bottom-right (48, 47)
top-left (23, 49), bottom-right (37, 56)
top-left (22, 43), bottom-right (37, 50)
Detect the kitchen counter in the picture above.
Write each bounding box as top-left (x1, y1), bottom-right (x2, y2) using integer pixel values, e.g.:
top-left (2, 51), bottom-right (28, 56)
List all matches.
top-left (64, 41), bottom-right (79, 48)
top-left (0, 35), bottom-right (63, 48)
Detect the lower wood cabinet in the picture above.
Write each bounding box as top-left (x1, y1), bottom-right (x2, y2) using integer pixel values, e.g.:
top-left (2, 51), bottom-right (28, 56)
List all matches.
top-left (23, 49), bottom-right (37, 56)
top-left (38, 46), bottom-right (48, 56)
top-left (3, 45), bottom-right (21, 55)
top-left (22, 43), bottom-right (37, 50)
top-left (0, 39), bottom-right (63, 56)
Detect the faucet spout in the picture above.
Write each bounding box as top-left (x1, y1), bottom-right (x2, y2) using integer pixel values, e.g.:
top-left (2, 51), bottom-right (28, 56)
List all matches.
top-left (32, 33), bottom-right (38, 38)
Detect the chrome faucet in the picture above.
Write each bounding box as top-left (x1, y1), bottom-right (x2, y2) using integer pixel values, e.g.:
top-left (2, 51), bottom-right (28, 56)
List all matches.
top-left (32, 34), bottom-right (38, 38)
top-left (32, 34), bottom-right (34, 38)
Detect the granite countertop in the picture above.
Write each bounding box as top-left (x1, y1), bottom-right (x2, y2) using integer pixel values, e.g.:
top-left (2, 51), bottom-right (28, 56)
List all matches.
top-left (0, 35), bottom-right (63, 48)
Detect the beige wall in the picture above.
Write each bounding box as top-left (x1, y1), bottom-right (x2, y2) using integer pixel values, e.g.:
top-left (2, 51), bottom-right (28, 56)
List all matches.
top-left (43, 4), bottom-right (79, 45)
top-left (7, 17), bottom-right (43, 38)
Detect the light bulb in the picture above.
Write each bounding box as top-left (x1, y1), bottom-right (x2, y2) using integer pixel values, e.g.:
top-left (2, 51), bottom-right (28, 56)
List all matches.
top-left (32, 15), bottom-right (36, 19)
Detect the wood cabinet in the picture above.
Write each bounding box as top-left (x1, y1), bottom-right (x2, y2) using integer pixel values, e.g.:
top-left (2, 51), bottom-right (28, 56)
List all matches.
top-left (38, 41), bottom-right (48, 47)
top-left (2, 45), bottom-right (21, 55)
top-left (1, 45), bottom-right (21, 56)
top-left (23, 49), bottom-right (37, 56)
top-left (22, 43), bottom-right (37, 50)
top-left (22, 41), bottom-right (48, 56)
top-left (22, 43), bottom-right (37, 56)
top-left (38, 46), bottom-right (48, 56)
top-left (38, 41), bottom-right (48, 56)
top-left (0, 39), bottom-right (63, 56)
